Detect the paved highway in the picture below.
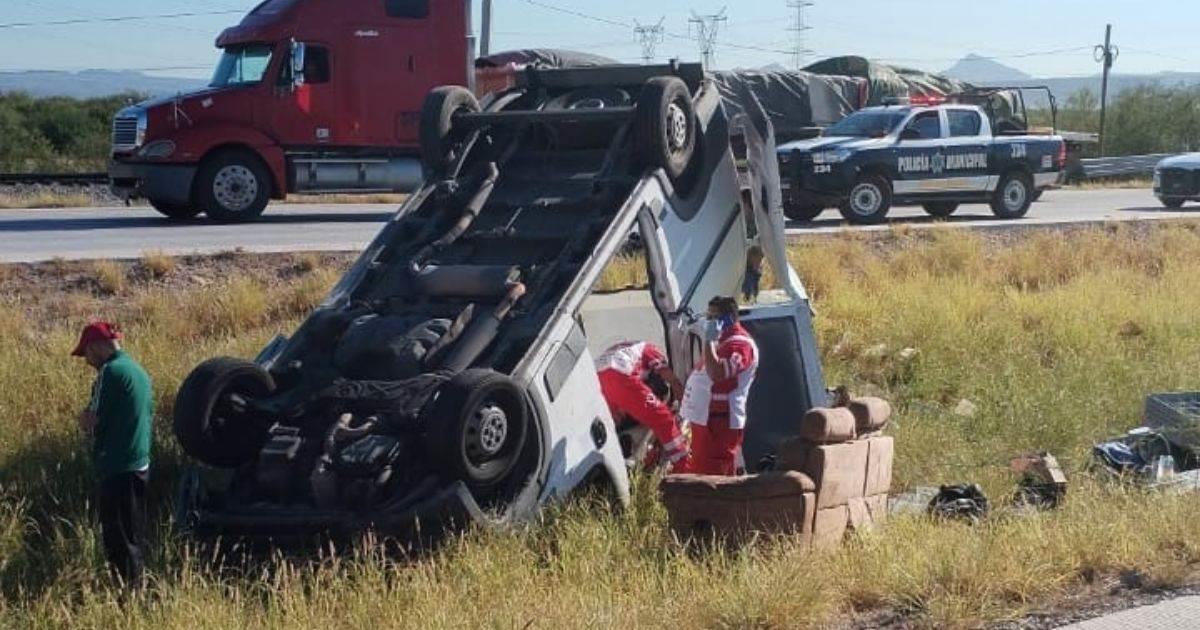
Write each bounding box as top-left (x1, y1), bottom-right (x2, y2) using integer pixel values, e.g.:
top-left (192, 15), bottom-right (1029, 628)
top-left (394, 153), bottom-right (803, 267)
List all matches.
top-left (0, 188), bottom-right (1196, 263)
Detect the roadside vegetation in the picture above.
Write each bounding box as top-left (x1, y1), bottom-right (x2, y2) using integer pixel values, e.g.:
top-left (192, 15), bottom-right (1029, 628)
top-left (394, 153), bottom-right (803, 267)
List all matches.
top-left (4, 225), bottom-right (1200, 627)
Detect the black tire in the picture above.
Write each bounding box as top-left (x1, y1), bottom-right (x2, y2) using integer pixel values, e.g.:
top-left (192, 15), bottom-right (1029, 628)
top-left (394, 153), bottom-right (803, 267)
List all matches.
top-left (173, 357), bottom-right (276, 468)
top-left (783, 202), bottom-right (824, 222)
top-left (149, 198), bottom-right (200, 220)
top-left (194, 150), bottom-right (271, 223)
top-left (419, 86), bottom-right (480, 180)
top-left (838, 175), bottom-right (892, 224)
top-left (922, 201), bottom-right (959, 218)
top-left (424, 369), bottom-right (529, 494)
top-left (990, 171), bottom-right (1034, 219)
top-left (634, 77), bottom-right (697, 182)
top-left (1161, 197), bottom-right (1186, 209)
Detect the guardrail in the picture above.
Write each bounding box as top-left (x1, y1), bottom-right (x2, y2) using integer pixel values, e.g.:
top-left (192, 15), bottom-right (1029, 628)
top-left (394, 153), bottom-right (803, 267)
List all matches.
top-left (0, 172), bottom-right (108, 186)
top-left (1078, 154), bottom-right (1172, 179)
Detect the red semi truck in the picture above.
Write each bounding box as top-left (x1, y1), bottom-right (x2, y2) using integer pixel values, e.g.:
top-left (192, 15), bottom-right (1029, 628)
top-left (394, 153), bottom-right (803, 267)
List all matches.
top-left (109, 0), bottom-right (504, 222)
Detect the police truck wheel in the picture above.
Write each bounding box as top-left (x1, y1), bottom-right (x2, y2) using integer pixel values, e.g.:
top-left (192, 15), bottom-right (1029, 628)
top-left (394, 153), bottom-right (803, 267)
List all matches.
top-left (922, 202), bottom-right (958, 218)
top-left (783, 202), bottom-right (824, 222)
top-left (419, 86), bottom-right (480, 180)
top-left (149, 198), bottom-right (201, 220)
top-left (424, 369), bottom-right (529, 495)
top-left (173, 357), bottom-right (276, 468)
top-left (635, 77), bottom-right (697, 182)
top-left (195, 150), bottom-right (271, 223)
top-left (838, 175), bottom-right (892, 224)
top-left (1160, 197), bottom-right (1186, 209)
top-left (990, 171), bottom-right (1033, 219)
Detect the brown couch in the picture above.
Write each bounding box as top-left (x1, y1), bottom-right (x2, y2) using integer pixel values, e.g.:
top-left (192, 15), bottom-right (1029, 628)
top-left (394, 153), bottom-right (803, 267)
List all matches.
top-left (661, 397), bottom-right (893, 547)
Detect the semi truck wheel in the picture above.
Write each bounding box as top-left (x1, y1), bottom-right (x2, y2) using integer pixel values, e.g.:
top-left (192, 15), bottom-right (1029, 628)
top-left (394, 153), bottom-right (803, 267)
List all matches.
top-left (424, 369), bottom-right (529, 495)
top-left (783, 202), bottom-right (824, 222)
top-left (420, 86), bottom-right (480, 180)
top-left (174, 357), bottom-right (275, 468)
top-left (990, 171), bottom-right (1033, 219)
top-left (194, 150), bottom-right (271, 223)
top-left (635, 77), bottom-right (697, 183)
top-left (838, 175), bottom-right (892, 224)
top-left (149, 198), bottom-right (201, 220)
top-left (922, 202), bottom-right (958, 218)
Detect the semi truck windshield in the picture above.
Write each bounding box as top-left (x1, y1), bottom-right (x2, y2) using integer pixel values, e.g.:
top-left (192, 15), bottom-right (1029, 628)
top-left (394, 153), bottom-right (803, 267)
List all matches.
top-left (210, 45), bottom-right (274, 87)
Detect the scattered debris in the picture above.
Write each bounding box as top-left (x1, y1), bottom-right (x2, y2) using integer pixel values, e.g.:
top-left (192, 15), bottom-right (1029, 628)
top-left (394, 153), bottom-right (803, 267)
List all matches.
top-left (953, 398), bottom-right (978, 417)
top-left (897, 347), bottom-right (919, 362)
top-left (927, 483), bottom-right (989, 523)
top-left (1011, 451), bottom-right (1068, 509)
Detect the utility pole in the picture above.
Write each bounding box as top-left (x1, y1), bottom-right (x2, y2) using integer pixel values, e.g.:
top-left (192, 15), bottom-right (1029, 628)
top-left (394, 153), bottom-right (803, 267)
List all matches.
top-left (689, 8), bottom-right (727, 70)
top-left (787, 0), bottom-right (814, 70)
top-left (1093, 23), bottom-right (1119, 155)
top-left (480, 0), bottom-right (493, 57)
top-left (634, 17), bottom-right (665, 64)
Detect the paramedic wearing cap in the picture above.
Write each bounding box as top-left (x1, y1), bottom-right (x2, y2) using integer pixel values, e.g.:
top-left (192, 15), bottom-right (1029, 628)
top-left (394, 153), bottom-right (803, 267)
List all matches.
top-left (596, 340), bottom-right (689, 471)
top-left (687, 296), bottom-right (759, 476)
top-left (73, 321), bottom-right (154, 587)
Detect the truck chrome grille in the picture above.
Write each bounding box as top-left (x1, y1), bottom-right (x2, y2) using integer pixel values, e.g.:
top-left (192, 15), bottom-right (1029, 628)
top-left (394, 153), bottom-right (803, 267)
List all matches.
top-left (111, 117), bottom-right (140, 151)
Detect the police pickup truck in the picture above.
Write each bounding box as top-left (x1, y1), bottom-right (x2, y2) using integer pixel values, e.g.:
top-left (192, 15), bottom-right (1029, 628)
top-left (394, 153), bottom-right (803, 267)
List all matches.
top-left (778, 103), bottom-right (1065, 224)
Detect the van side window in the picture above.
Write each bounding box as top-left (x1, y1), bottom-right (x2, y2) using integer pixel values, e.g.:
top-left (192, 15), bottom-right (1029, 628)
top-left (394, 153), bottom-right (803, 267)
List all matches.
top-left (385, 0), bottom-right (429, 18)
top-left (948, 110), bottom-right (982, 137)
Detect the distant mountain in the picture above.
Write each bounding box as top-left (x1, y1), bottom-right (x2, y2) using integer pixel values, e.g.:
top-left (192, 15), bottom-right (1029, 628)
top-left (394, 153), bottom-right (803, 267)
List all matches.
top-left (0, 70), bottom-right (204, 98)
top-left (942, 53), bottom-right (1032, 84)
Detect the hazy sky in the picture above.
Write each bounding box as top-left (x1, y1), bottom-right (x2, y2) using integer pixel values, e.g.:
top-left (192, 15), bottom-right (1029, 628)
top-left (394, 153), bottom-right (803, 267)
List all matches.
top-left (1, 0), bottom-right (1196, 79)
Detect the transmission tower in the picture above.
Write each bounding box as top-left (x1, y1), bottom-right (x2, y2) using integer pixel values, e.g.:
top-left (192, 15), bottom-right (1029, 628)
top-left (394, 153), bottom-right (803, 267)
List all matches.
top-left (688, 8), bottom-right (727, 70)
top-left (634, 17), bottom-right (665, 64)
top-left (787, 0), bottom-right (814, 70)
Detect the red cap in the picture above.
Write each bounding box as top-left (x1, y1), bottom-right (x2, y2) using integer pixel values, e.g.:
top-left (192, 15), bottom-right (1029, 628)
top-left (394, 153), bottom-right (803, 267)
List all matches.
top-left (71, 321), bottom-right (122, 356)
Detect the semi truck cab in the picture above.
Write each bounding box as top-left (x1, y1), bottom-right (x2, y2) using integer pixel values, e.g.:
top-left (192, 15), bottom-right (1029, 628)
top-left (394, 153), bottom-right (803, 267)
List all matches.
top-left (108, 0), bottom-right (474, 222)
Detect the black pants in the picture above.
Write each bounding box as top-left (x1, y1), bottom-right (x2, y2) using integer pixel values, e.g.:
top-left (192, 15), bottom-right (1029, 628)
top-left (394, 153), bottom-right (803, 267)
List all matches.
top-left (97, 469), bottom-right (148, 587)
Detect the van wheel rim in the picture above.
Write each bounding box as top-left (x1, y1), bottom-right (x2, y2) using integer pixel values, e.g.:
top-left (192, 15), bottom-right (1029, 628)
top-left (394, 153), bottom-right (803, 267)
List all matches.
top-left (1003, 179), bottom-right (1027, 211)
top-left (850, 184), bottom-right (882, 216)
top-left (213, 165), bottom-right (258, 212)
top-left (468, 403), bottom-right (509, 460)
top-left (666, 102), bottom-right (690, 152)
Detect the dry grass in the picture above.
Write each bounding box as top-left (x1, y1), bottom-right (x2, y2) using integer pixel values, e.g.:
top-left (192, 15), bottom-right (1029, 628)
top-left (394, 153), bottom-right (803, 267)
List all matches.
top-left (0, 190), bottom-right (94, 209)
top-left (292, 251), bottom-right (321, 274)
top-left (90, 260), bottom-right (126, 295)
top-left (139, 251), bottom-right (176, 280)
top-left (3, 225), bottom-right (1200, 627)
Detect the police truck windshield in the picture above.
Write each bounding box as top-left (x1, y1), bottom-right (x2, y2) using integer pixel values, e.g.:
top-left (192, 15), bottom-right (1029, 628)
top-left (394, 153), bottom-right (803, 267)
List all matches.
top-left (210, 45), bottom-right (274, 88)
top-left (824, 110), bottom-right (909, 138)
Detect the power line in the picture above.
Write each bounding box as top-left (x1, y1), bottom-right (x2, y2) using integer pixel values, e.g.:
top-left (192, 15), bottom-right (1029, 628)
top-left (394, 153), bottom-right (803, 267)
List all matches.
top-left (633, 17), bottom-right (666, 64)
top-left (0, 9), bottom-right (243, 30)
top-left (786, 0), bottom-right (813, 70)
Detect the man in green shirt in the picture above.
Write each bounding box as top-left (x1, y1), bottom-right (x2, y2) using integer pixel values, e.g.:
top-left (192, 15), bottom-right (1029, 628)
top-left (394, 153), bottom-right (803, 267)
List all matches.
top-left (73, 321), bottom-right (153, 587)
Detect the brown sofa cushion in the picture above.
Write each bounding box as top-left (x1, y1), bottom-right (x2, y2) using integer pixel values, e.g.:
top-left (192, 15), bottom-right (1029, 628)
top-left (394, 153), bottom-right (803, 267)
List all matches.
top-left (848, 397), bottom-right (892, 433)
top-left (864, 436), bottom-right (895, 497)
top-left (660, 471), bottom-right (815, 544)
top-left (812, 505), bottom-right (848, 548)
top-left (792, 440), bottom-right (870, 509)
top-left (799, 407), bottom-right (857, 443)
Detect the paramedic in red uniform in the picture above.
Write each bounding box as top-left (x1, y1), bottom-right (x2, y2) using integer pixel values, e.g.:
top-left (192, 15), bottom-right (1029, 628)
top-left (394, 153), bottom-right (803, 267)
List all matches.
top-left (596, 341), bottom-right (688, 470)
top-left (688, 296), bottom-right (759, 476)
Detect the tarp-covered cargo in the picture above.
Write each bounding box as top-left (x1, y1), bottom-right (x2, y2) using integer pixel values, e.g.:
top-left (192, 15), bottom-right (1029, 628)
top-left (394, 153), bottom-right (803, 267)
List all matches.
top-left (710, 69), bottom-right (866, 141)
top-left (804, 55), bottom-right (970, 106)
top-left (476, 49), bottom-right (618, 69)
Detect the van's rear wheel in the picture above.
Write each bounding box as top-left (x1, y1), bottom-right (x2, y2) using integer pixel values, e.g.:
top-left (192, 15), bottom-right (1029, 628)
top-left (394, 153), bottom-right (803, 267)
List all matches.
top-left (635, 77), bottom-right (697, 183)
top-left (149, 198), bottom-right (200, 220)
top-left (424, 369), bottom-right (529, 495)
top-left (420, 86), bottom-right (480, 180)
top-left (991, 171), bottom-right (1033, 219)
top-left (838, 175), bottom-right (892, 224)
top-left (195, 150), bottom-right (271, 223)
